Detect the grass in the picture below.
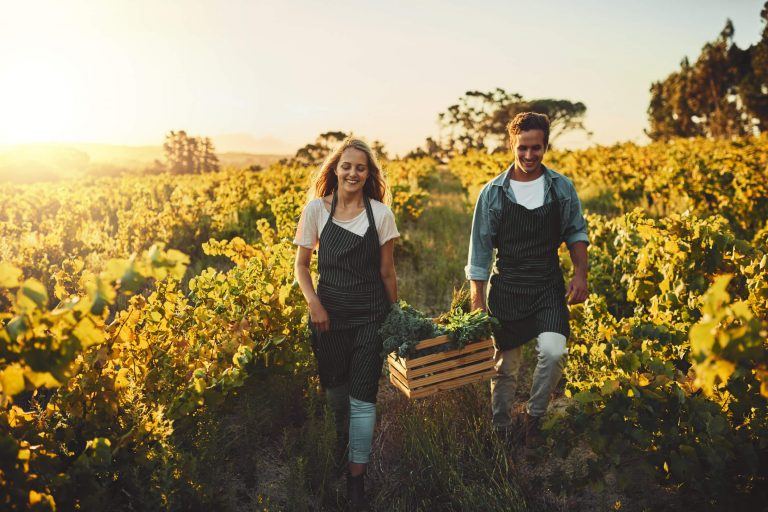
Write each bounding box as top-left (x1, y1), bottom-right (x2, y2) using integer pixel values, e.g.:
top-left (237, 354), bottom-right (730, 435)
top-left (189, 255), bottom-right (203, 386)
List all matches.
top-left (396, 167), bottom-right (473, 315)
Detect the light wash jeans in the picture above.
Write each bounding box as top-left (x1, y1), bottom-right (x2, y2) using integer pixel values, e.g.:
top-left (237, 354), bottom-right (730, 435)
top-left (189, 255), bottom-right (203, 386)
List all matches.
top-left (490, 331), bottom-right (567, 427)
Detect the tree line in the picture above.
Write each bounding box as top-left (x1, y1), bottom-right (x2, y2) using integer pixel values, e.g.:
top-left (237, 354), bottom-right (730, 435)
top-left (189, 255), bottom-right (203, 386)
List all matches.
top-left (163, 2), bottom-right (768, 173)
top-left (647, 2), bottom-right (768, 140)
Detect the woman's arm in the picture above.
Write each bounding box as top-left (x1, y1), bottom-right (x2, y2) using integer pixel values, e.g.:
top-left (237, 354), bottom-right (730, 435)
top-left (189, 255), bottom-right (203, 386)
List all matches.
top-left (379, 239), bottom-right (397, 304)
top-left (295, 246), bottom-right (330, 332)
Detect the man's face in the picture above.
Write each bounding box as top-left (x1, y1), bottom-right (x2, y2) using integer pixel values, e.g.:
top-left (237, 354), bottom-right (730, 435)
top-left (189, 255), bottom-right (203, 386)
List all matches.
top-left (512, 129), bottom-right (547, 174)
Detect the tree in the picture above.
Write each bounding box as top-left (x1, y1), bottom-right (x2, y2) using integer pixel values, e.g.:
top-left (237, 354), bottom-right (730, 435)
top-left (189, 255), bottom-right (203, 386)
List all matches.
top-left (647, 3), bottom-right (768, 140)
top-left (404, 137), bottom-right (448, 161)
top-left (293, 131), bottom-right (348, 166)
top-left (163, 131), bottom-right (220, 174)
top-left (437, 88), bottom-right (589, 153)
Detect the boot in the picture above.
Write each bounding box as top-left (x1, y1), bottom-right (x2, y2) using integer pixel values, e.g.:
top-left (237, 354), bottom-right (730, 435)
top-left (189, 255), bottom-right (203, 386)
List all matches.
top-left (523, 413), bottom-right (543, 449)
top-left (346, 472), bottom-right (368, 511)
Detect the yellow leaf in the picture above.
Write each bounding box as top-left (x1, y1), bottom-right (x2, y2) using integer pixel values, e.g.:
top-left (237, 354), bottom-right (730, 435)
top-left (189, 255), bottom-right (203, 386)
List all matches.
top-left (0, 262), bottom-right (23, 288)
top-left (638, 374), bottom-right (651, 387)
top-left (0, 364), bottom-right (26, 396)
top-left (730, 300), bottom-right (752, 319)
top-left (17, 278), bottom-right (48, 312)
top-left (25, 371), bottom-right (61, 389)
top-left (29, 490), bottom-right (45, 506)
top-left (664, 239), bottom-right (678, 253)
top-left (114, 368), bottom-right (131, 390)
top-left (689, 321), bottom-right (716, 356)
top-left (712, 359), bottom-right (736, 383)
top-left (702, 274), bottom-right (732, 317)
top-left (72, 319), bottom-right (106, 348)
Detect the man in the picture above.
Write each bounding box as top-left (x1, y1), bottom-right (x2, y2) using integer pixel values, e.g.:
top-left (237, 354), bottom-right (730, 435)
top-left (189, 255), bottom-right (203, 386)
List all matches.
top-left (466, 112), bottom-right (589, 447)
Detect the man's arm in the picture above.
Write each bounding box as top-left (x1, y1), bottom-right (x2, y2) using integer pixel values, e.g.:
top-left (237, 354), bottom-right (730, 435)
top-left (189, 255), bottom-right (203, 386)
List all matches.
top-left (563, 180), bottom-right (589, 304)
top-left (465, 185), bottom-right (495, 311)
top-left (566, 241), bottom-right (588, 304)
top-left (471, 280), bottom-right (487, 312)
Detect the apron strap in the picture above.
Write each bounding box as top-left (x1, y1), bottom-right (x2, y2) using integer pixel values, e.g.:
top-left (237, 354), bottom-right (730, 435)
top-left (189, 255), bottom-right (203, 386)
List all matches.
top-left (323, 188), bottom-right (339, 232)
top-left (363, 195), bottom-right (380, 247)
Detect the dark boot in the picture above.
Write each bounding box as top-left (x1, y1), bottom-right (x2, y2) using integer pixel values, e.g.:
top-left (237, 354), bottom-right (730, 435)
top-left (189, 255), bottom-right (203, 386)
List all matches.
top-left (523, 413), bottom-right (543, 449)
top-left (346, 472), bottom-right (368, 511)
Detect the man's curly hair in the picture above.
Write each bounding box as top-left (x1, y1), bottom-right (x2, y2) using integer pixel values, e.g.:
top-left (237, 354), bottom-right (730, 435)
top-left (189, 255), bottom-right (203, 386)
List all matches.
top-left (507, 112), bottom-right (551, 147)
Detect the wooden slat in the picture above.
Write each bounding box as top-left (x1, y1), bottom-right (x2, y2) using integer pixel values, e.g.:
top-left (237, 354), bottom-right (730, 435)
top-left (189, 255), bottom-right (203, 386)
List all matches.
top-left (388, 362), bottom-right (409, 389)
top-left (387, 354), bottom-right (407, 377)
top-left (406, 338), bottom-right (493, 368)
top-left (411, 334), bottom-right (451, 351)
top-left (406, 348), bottom-right (494, 378)
top-left (389, 374), bottom-right (411, 398)
top-left (409, 359), bottom-right (496, 389)
top-left (408, 367), bottom-right (497, 399)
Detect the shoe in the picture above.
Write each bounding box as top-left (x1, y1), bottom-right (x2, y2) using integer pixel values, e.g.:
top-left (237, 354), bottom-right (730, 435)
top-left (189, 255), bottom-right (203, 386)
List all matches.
top-left (347, 472), bottom-right (369, 511)
top-left (522, 413), bottom-right (543, 449)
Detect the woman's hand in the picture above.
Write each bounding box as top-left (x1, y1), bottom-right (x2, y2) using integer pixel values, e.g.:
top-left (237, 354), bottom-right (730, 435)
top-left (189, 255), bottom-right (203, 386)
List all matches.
top-left (309, 299), bottom-right (331, 333)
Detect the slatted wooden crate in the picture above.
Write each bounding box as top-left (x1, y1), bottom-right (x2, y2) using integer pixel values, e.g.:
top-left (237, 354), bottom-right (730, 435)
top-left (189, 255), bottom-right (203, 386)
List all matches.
top-left (387, 334), bottom-right (495, 399)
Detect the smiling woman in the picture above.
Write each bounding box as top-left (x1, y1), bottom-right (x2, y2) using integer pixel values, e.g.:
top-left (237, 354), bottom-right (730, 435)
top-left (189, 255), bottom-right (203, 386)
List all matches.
top-left (293, 137), bottom-right (399, 510)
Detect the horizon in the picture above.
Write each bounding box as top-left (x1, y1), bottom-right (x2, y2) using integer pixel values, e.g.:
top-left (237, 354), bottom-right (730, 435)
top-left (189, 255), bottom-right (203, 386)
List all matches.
top-left (1, 1), bottom-right (765, 157)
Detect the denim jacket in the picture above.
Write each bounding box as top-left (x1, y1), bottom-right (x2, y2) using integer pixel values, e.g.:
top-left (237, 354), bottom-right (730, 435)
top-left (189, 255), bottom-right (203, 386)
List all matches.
top-left (465, 164), bottom-right (589, 281)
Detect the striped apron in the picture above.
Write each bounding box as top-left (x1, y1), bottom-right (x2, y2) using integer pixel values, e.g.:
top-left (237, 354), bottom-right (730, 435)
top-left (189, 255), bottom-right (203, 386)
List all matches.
top-left (487, 184), bottom-right (570, 350)
top-left (310, 191), bottom-right (390, 403)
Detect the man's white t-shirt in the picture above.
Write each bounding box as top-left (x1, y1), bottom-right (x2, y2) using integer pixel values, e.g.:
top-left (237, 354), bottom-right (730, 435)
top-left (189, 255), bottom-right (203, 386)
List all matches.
top-left (509, 174), bottom-right (546, 210)
top-left (293, 198), bottom-right (400, 249)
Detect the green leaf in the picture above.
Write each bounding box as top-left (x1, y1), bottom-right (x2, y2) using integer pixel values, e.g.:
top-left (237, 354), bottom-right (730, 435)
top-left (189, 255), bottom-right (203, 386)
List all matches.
top-left (601, 379), bottom-right (621, 395)
top-left (80, 437), bottom-right (112, 468)
top-left (573, 391), bottom-right (602, 404)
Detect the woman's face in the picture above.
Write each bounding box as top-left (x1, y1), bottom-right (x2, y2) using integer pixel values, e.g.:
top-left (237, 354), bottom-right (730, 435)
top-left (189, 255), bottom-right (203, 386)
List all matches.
top-left (334, 147), bottom-right (369, 195)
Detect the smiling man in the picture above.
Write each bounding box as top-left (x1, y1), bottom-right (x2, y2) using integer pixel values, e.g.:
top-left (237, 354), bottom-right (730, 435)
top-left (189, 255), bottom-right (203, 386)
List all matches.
top-left (466, 112), bottom-right (589, 448)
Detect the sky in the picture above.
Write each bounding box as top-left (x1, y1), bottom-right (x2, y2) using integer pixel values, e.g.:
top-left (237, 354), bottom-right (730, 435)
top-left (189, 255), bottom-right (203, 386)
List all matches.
top-left (0, 0), bottom-right (765, 156)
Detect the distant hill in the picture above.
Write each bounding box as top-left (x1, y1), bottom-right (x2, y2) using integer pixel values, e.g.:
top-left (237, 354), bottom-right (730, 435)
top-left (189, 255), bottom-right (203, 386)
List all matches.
top-left (0, 143), bottom-right (289, 183)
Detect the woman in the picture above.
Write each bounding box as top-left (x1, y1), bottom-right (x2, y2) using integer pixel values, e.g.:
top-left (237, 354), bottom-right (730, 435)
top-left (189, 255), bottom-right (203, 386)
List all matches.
top-left (293, 137), bottom-right (398, 509)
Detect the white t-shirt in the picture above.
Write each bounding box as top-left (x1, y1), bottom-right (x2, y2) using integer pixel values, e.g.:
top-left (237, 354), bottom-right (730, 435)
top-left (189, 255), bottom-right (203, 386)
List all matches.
top-left (509, 174), bottom-right (545, 210)
top-left (293, 198), bottom-right (400, 249)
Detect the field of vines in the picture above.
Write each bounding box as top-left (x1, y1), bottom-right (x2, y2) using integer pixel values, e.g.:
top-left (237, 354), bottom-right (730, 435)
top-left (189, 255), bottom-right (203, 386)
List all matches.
top-left (450, 136), bottom-right (768, 505)
top-left (1, 135), bottom-right (767, 510)
top-left (0, 158), bottom-right (433, 510)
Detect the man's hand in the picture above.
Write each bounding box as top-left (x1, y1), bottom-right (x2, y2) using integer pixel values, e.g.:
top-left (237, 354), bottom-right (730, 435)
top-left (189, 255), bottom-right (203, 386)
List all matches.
top-left (566, 275), bottom-right (588, 305)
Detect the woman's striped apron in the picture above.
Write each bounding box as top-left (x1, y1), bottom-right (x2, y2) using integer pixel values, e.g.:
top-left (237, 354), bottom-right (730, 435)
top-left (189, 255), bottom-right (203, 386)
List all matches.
top-left (487, 183), bottom-right (570, 350)
top-left (310, 191), bottom-right (390, 403)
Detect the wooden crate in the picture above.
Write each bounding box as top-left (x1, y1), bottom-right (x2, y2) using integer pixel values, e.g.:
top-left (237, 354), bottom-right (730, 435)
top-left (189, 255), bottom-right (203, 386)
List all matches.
top-left (387, 334), bottom-right (495, 399)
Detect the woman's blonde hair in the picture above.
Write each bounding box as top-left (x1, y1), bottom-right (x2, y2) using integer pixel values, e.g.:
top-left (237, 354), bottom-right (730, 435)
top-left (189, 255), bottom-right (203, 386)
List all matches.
top-left (309, 137), bottom-right (390, 204)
